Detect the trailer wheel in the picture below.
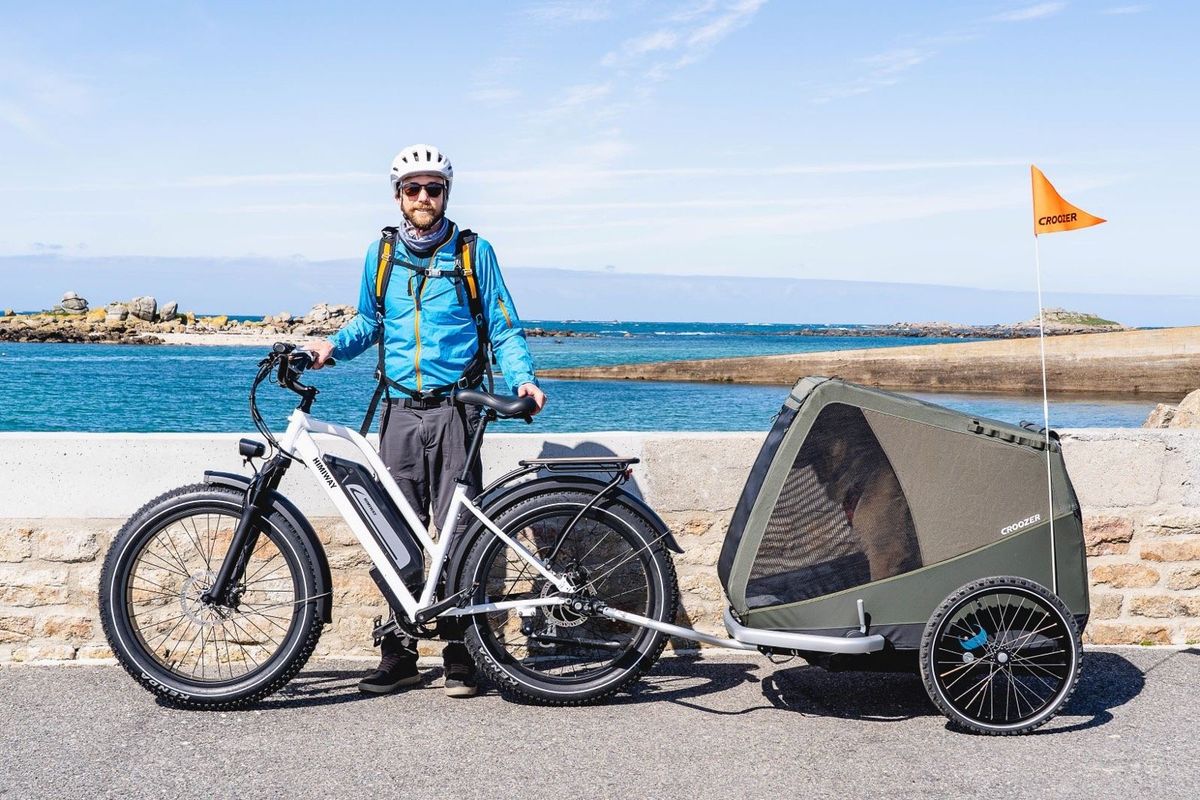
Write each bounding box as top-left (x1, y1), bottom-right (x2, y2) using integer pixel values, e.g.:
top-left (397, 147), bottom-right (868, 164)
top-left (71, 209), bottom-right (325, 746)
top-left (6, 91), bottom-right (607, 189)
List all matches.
top-left (920, 576), bottom-right (1081, 735)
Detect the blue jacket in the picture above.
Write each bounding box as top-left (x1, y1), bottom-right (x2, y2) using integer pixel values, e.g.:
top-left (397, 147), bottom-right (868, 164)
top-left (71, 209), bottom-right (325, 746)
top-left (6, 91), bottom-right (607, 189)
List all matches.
top-left (328, 224), bottom-right (537, 394)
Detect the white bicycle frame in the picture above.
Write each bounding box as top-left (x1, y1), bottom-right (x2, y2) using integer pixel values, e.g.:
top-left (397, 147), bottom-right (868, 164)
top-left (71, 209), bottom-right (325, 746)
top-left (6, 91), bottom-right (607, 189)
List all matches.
top-left (278, 407), bottom-right (573, 623)
top-left (275, 403), bottom-right (887, 656)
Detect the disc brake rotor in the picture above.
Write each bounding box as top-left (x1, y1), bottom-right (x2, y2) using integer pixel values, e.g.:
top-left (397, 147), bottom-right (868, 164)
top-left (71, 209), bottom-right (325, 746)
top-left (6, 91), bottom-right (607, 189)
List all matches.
top-left (180, 571), bottom-right (223, 625)
top-left (539, 580), bottom-right (588, 628)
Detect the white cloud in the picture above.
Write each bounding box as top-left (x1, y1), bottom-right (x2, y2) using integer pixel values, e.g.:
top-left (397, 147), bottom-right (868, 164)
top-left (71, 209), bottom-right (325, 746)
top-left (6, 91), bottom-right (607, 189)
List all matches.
top-left (602, 30), bottom-right (679, 66)
top-left (469, 86), bottom-right (522, 105)
top-left (467, 56), bottom-right (524, 107)
top-left (603, 0), bottom-right (767, 80)
top-left (0, 100), bottom-right (39, 136)
top-left (813, 47), bottom-right (934, 103)
top-left (988, 2), bottom-right (1067, 23)
top-left (0, 57), bottom-right (92, 138)
top-left (686, 0), bottom-right (766, 50)
top-left (813, 2), bottom-right (1065, 103)
top-left (665, 1), bottom-right (719, 23)
top-left (470, 157), bottom-right (1035, 183)
top-left (180, 172), bottom-right (376, 188)
top-left (524, 0), bottom-right (611, 24)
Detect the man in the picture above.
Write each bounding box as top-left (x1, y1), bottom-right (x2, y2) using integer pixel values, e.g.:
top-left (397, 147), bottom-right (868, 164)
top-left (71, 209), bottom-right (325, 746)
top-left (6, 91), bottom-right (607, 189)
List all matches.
top-left (310, 144), bottom-right (546, 697)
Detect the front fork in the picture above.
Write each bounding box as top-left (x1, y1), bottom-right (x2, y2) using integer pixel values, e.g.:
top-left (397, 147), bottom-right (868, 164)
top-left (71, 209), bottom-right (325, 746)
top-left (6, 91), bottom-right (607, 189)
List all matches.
top-left (202, 453), bottom-right (291, 607)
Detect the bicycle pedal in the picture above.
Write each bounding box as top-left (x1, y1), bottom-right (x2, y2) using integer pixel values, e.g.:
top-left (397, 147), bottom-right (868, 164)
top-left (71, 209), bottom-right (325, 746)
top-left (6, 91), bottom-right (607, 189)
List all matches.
top-left (371, 615), bottom-right (402, 647)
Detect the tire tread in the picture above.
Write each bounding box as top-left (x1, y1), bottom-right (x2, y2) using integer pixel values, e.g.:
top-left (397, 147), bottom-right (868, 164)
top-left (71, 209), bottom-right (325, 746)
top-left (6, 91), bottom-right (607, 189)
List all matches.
top-left (99, 483), bottom-right (324, 710)
top-left (461, 490), bottom-right (679, 706)
top-left (918, 575), bottom-right (1081, 735)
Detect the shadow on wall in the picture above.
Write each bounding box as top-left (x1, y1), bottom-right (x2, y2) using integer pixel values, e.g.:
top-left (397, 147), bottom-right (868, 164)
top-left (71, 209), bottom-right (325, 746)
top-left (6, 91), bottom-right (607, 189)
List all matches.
top-left (532, 440), bottom-right (709, 642)
top-left (531, 440), bottom-right (648, 502)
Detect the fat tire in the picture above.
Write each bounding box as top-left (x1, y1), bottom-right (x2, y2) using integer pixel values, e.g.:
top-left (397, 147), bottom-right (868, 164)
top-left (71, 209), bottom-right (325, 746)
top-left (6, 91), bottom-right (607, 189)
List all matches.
top-left (461, 489), bottom-right (679, 706)
top-left (99, 483), bottom-right (324, 710)
top-left (919, 575), bottom-right (1081, 735)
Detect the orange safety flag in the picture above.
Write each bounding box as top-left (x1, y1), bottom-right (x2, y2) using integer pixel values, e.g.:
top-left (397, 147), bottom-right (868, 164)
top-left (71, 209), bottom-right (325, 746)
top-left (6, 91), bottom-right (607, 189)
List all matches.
top-left (1031, 165), bottom-right (1106, 236)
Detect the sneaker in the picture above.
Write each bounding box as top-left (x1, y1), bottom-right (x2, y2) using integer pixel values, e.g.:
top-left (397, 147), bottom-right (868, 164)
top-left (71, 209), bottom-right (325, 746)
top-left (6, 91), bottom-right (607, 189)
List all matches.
top-left (443, 660), bottom-right (478, 698)
top-left (357, 654), bottom-right (421, 695)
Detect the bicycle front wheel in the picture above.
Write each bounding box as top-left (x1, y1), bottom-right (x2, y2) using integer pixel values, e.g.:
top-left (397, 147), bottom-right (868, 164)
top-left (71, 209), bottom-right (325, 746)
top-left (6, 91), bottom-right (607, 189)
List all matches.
top-left (99, 484), bottom-right (324, 709)
top-left (461, 489), bottom-right (679, 705)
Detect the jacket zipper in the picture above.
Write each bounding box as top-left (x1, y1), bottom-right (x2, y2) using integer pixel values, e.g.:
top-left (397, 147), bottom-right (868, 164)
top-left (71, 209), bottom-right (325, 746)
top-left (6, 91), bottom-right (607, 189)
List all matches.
top-left (410, 230), bottom-right (457, 394)
top-left (497, 297), bottom-right (512, 327)
top-left (413, 277), bottom-right (430, 393)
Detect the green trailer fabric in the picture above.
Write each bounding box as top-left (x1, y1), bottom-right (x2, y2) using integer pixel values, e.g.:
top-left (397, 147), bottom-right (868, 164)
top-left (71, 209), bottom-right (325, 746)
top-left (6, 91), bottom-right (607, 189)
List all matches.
top-left (720, 377), bottom-right (1087, 639)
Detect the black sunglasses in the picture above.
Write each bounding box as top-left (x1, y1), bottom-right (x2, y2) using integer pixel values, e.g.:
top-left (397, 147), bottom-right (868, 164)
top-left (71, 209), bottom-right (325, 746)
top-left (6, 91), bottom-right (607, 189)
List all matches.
top-left (399, 182), bottom-right (447, 198)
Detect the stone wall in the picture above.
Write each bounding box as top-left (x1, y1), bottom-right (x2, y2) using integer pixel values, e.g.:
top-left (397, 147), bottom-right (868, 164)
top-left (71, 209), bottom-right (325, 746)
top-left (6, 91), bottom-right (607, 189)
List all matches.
top-left (0, 429), bottom-right (1196, 662)
top-left (1066, 430), bottom-right (1200, 645)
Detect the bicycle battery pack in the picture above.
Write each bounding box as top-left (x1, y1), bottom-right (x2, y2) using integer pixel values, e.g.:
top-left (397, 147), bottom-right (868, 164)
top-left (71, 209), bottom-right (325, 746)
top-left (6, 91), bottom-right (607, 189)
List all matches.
top-left (322, 455), bottom-right (424, 592)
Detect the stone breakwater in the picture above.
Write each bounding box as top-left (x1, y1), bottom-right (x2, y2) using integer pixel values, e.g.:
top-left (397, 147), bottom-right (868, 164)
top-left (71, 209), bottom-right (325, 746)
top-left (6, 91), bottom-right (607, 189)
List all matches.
top-left (785, 308), bottom-right (1127, 340)
top-left (0, 429), bottom-right (1197, 663)
top-left (544, 326), bottom-right (1200, 397)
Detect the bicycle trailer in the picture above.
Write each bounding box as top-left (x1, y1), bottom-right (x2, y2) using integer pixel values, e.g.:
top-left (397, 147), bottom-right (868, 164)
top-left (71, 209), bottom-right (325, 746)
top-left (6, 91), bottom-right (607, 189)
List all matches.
top-left (713, 376), bottom-right (1089, 733)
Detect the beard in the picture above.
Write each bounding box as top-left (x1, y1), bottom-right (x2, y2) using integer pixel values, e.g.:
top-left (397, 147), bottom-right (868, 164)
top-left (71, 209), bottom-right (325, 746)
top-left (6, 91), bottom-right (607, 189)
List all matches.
top-left (403, 202), bottom-right (443, 231)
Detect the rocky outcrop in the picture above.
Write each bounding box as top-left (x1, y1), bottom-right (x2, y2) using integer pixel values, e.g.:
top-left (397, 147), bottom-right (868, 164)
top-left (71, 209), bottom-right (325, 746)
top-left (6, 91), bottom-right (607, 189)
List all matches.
top-left (1144, 389), bottom-right (1200, 429)
top-left (59, 292), bottom-right (88, 314)
top-left (128, 296), bottom-right (157, 322)
top-left (159, 301), bottom-right (178, 321)
top-left (303, 303), bottom-right (354, 324)
top-left (0, 312), bottom-right (160, 344)
top-left (526, 327), bottom-right (591, 338)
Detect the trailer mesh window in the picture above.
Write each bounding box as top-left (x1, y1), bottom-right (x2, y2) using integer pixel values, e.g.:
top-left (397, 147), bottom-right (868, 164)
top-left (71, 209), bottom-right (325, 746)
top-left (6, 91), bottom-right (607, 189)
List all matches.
top-left (745, 403), bottom-right (922, 608)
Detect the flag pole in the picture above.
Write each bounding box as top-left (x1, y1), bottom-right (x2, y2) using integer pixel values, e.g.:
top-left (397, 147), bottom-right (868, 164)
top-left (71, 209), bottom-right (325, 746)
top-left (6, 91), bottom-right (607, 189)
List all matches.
top-left (1033, 231), bottom-right (1058, 593)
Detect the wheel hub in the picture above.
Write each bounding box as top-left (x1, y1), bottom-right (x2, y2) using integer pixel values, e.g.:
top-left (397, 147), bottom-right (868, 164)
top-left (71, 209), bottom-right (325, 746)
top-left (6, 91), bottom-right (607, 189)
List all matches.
top-left (181, 571), bottom-right (230, 625)
top-left (539, 580), bottom-right (589, 627)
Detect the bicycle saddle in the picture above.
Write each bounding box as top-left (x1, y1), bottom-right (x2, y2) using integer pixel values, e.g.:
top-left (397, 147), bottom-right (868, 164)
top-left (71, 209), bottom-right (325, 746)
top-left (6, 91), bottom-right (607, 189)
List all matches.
top-left (453, 388), bottom-right (538, 419)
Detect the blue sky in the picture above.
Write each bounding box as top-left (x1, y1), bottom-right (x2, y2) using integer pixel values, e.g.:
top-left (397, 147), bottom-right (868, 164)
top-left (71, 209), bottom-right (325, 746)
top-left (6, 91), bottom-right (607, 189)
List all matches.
top-left (2, 1), bottom-right (1197, 299)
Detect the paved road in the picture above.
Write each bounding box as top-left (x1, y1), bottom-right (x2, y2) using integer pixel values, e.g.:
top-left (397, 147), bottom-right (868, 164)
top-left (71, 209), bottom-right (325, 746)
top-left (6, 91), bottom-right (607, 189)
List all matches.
top-left (1, 647), bottom-right (1195, 800)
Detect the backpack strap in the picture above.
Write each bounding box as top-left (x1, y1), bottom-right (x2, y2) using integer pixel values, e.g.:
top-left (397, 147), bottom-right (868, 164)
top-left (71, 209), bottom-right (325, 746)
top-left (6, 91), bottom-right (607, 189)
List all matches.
top-left (373, 226), bottom-right (398, 321)
top-left (360, 227), bottom-right (400, 436)
top-left (359, 226), bottom-right (495, 435)
top-left (455, 229), bottom-right (496, 392)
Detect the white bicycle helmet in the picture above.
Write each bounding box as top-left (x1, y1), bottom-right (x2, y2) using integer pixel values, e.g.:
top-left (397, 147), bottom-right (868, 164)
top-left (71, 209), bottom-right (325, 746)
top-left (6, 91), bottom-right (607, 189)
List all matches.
top-left (390, 144), bottom-right (454, 193)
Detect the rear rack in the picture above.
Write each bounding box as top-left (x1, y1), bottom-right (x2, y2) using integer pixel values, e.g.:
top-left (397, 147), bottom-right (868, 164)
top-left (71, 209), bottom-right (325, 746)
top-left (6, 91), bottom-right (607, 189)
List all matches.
top-left (481, 457), bottom-right (639, 495)
top-left (518, 456), bottom-right (639, 471)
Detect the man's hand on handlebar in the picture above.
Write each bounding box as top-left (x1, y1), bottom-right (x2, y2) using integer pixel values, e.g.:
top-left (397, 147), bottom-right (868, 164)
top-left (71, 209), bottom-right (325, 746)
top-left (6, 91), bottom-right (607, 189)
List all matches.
top-left (309, 340), bottom-right (335, 370)
top-left (517, 382), bottom-right (547, 415)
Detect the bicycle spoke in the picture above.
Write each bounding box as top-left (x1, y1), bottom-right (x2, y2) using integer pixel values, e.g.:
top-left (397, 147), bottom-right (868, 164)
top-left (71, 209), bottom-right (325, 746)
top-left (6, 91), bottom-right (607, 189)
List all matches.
top-left (124, 508), bottom-right (301, 685)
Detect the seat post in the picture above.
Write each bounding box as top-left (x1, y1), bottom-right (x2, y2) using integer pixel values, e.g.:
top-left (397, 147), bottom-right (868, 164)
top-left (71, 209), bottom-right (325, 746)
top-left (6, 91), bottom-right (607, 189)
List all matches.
top-left (458, 407), bottom-right (492, 484)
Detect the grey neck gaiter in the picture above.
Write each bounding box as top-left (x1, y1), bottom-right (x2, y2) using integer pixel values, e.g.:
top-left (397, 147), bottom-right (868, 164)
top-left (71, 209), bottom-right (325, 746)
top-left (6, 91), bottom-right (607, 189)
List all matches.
top-left (399, 215), bottom-right (451, 256)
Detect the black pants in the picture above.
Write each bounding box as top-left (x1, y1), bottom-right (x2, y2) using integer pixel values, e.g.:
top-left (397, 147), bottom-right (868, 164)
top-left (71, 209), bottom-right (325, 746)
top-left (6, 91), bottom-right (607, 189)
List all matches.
top-left (377, 398), bottom-right (483, 664)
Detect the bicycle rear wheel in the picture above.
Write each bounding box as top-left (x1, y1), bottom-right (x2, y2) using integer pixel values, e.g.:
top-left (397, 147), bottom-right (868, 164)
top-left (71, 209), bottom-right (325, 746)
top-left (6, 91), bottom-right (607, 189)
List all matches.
top-left (100, 484), bottom-right (324, 708)
top-left (461, 489), bottom-right (679, 705)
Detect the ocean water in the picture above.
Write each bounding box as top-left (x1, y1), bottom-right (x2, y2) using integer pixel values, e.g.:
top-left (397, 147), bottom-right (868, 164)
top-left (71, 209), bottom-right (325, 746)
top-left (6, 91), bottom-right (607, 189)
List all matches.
top-left (0, 322), bottom-right (1158, 433)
